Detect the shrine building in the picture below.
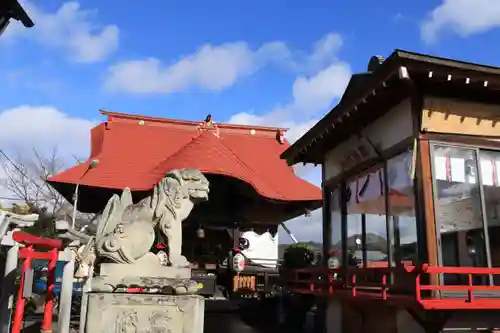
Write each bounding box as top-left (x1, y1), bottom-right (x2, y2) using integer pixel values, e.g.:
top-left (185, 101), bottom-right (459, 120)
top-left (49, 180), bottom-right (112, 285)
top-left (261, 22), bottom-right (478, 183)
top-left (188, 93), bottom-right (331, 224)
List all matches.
top-left (281, 50), bottom-right (500, 332)
top-left (48, 110), bottom-right (321, 223)
top-left (47, 111), bottom-right (322, 299)
top-left (0, 0), bottom-right (34, 36)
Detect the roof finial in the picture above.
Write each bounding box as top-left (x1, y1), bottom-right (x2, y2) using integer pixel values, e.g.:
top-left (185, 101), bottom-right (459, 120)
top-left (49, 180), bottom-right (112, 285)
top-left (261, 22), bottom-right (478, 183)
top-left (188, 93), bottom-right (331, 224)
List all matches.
top-left (367, 55), bottom-right (385, 72)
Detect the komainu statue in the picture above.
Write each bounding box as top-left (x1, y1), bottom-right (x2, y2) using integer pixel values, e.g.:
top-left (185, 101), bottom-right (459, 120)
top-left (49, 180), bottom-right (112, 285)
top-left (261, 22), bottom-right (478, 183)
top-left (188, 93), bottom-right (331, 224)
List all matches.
top-left (95, 168), bottom-right (209, 268)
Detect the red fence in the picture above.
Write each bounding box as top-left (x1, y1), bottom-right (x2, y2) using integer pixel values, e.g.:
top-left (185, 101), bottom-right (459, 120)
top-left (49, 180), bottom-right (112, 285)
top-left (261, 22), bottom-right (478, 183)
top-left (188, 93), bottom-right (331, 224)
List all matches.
top-left (282, 264), bottom-right (500, 310)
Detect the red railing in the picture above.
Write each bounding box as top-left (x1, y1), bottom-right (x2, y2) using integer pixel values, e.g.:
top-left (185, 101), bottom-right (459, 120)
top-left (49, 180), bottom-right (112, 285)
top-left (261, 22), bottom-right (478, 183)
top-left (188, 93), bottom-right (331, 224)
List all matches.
top-left (415, 265), bottom-right (500, 309)
top-left (282, 264), bottom-right (500, 310)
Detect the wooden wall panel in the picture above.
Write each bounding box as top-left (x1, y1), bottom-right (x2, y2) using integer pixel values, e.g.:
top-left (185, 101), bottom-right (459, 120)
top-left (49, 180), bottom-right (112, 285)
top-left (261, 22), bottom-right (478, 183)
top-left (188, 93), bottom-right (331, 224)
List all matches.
top-left (324, 99), bottom-right (412, 181)
top-left (422, 97), bottom-right (500, 137)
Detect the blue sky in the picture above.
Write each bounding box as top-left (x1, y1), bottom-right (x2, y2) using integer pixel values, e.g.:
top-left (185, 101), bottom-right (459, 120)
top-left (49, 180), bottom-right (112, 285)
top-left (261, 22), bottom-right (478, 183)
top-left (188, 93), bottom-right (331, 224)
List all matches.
top-left (1, 0), bottom-right (499, 241)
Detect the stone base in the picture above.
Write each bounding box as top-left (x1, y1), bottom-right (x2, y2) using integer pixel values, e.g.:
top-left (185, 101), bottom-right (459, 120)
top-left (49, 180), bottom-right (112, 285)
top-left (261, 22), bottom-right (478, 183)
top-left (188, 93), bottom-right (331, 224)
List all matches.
top-left (93, 264), bottom-right (198, 294)
top-left (84, 293), bottom-right (204, 333)
top-left (100, 264), bottom-right (191, 279)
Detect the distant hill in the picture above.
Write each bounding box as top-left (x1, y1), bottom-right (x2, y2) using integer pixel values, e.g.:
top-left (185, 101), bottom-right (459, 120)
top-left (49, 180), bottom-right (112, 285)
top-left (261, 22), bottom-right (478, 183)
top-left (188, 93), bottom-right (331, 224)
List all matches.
top-left (277, 233), bottom-right (388, 259)
top-left (343, 233), bottom-right (388, 253)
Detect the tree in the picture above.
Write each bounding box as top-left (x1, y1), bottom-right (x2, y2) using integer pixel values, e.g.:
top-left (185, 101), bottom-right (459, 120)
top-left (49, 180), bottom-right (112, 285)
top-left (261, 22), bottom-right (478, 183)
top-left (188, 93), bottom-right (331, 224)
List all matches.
top-left (1, 148), bottom-right (66, 215)
top-left (282, 243), bottom-right (315, 269)
top-left (0, 147), bottom-right (92, 236)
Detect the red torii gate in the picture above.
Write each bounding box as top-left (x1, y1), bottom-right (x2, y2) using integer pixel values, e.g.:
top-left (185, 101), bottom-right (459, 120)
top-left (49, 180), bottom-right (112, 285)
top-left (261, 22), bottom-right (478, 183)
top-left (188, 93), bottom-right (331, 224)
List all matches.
top-left (11, 231), bottom-right (62, 333)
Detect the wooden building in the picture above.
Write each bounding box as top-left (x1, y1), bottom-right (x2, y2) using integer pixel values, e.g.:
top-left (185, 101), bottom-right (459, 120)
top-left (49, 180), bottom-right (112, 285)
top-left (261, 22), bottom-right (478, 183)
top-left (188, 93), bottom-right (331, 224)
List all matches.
top-left (281, 50), bottom-right (500, 332)
top-left (48, 111), bottom-right (322, 298)
top-left (0, 0), bottom-right (34, 36)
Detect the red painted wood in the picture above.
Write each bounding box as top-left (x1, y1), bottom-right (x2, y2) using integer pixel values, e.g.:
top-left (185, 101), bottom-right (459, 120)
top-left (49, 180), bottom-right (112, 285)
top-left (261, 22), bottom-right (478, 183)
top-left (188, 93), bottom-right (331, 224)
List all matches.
top-left (282, 265), bottom-right (500, 310)
top-left (13, 231), bottom-right (62, 249)
top-left (12, 246), bottom-right (33, 333)
top-left (19, 248), bottom-right (57, 260)
top-left (42, 249), bottom-right (58, 331)
top-left (13, 233), bottom-right (62, 332)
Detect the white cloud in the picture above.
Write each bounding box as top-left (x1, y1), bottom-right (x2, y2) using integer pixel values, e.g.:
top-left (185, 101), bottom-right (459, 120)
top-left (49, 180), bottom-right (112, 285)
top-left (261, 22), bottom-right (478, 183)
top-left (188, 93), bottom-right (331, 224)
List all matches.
top-left (421, 0), bottom-right (500, 43)
top-left (305, 33), bottom-right (343, 72)
top-left (0, 106), bottom-right (95, 207)
top-left (229, 33), bottom-right (352, 242)
top-left (228, 32), bottom-right (350, 130)
top-left (104, 32), bottom-right (347, 95)
top-left (393, 13), bottom-right (404, 23)
top-left (0, 106), bottom-right (94, 155)
top-left (291, 63), bottom-right (351, 114)
top-left (3, 1), bottom-right (119, 63)
top-left (279, 209), bottom-right (322, 244)
top-left (228, 32), bottom-right (351, 156)
top-left (104, 41), bottom-right (291, 94)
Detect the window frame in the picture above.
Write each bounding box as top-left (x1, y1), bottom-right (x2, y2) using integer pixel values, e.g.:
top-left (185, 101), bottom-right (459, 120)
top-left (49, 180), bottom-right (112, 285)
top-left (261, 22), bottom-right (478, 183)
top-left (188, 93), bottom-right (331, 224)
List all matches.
top-left (322, 143), bottom-right (422, 270)
top-left (429, 141), bottom-right (498, 284)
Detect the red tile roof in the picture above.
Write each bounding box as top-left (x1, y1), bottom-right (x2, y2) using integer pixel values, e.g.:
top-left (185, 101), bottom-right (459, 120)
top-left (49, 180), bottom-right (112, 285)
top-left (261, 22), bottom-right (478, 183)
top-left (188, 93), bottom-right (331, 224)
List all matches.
top-left (48, 110), bottom-right (322, 202)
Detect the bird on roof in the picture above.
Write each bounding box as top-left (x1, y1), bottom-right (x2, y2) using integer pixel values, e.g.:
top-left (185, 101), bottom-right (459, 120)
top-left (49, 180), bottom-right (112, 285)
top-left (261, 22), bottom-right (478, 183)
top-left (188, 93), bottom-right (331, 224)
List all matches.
top-left (197, 114), bottom-right (220, 138)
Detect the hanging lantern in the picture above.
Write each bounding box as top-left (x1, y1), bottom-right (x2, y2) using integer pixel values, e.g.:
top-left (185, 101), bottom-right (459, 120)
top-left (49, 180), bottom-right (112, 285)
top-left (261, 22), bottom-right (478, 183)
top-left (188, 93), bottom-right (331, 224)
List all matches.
top-left (197, 226), bottom-right (205, 239)
top-left (355, 238), bottom-right (362, 249)
top-left (328, 256), bottom-right (340, 269)
top-left (232, 253), bottom-right (246, 273)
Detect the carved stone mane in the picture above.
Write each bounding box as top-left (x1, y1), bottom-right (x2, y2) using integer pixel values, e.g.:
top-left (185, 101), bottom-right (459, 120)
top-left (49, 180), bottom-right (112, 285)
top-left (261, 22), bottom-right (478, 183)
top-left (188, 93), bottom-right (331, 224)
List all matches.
top-left (93, 168), bottom-right (209, 267)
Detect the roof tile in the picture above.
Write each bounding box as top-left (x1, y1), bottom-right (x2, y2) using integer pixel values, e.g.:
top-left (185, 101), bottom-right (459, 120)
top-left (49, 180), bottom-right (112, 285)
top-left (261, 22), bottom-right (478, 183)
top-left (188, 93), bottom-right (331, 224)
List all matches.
top-left (48, 113), bottom-right (321, 202)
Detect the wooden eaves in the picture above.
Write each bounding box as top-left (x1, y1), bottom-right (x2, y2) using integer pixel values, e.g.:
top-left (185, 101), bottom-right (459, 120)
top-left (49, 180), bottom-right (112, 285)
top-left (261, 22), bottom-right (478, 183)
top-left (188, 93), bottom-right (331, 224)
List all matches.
top-left (281, 50), bottom-right (500, 166)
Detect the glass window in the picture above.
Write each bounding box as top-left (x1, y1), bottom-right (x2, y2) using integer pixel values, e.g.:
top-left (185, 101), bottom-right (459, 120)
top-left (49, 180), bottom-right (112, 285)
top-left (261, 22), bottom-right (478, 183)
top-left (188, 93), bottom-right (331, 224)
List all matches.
top-left (478, 150), bottom-right (500, 284)
top-left (432, 146), bottom-right (488, 285)
top-left (329, 188), bottom-right (342, 268)
top-left (387, 150), bottom-right (417, 266)
top-left (346, 165), bottom-right (388, 268)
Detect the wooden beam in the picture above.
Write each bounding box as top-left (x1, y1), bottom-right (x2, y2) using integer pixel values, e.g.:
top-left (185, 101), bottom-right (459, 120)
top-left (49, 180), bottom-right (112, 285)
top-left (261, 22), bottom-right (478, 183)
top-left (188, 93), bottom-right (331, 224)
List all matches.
top-left (418, 139), bottom-right (439, 289)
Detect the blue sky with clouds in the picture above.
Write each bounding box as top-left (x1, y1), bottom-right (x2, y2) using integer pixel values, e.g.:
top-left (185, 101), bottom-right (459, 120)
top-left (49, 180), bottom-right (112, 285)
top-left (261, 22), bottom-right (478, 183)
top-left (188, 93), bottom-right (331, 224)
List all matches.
top-left (1, 0), bottom-right (500, 241)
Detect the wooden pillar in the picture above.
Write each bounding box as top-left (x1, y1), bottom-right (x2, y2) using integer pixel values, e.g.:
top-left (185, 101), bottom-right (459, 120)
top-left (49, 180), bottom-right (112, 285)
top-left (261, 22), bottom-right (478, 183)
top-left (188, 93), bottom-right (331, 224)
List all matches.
top-left (0, 242), bottom-right (19, 333)
top-left (325, 299), bottom-right (342, 333)
top-left (57, 250), bottom-right (75, 333)
top-left (362, 305), bottom-right (397, 333)
top-left (79, 264), bottom-right (94, 333)
top-left (418, 139), bottom-right (439, 286)
top-left (41, 248), bottom-right (58, 333)
top-left (316, 163), bottom-right (332, 333)
top-left (396, 310), bottom-right (425, 333)
top-left (12, 246), bottom-right (33, 333)
top-left (409, 83), bottom-right (429, 266)
top-left (322, 163), bottom-right (333, 267)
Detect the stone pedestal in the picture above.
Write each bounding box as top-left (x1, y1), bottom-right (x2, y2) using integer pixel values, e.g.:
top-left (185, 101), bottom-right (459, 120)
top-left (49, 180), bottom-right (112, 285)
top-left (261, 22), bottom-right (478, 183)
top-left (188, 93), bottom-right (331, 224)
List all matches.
top-left (91, 264), bottom-right (198, 294)
top-left (84, 293), bottom-right (204, 333)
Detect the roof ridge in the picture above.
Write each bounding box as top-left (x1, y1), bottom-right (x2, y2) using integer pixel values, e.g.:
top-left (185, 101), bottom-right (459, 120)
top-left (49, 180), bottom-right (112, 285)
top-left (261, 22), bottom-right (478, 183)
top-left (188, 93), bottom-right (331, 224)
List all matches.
top-left (49, 117), bottom-right (322, 209)
top-left (152, 131), bottom-right (281, 198)
top-left (216, 134), bottom-right (281, 196)
top-left (215, 134), bottom-right (288, 198)
top-left (100, 109), bottom-right (289, 133)
top-left (151, 131), bottom-right (204, 171)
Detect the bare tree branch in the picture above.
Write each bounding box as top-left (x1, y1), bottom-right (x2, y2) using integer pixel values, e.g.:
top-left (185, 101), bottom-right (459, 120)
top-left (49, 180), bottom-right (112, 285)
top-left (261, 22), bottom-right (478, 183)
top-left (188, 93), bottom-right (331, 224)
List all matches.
top-left (71, 154), bottom-right (86, 165)
top-left (0, 147), bottom-right (90, 221)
